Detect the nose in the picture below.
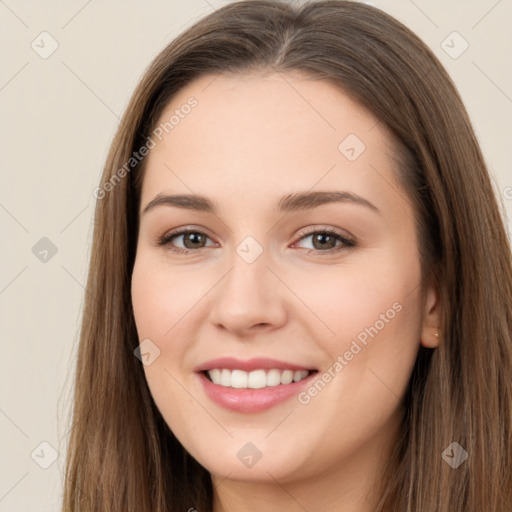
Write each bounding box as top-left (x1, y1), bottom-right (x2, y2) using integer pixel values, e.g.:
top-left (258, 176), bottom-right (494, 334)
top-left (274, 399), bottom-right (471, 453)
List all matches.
top-left (208, 251), bottom-right (288, 337)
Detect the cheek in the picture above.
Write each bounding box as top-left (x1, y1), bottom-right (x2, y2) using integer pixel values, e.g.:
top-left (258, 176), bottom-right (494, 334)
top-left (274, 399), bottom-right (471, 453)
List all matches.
top-left (285, 264), bottom-right (422, 469)
top-left (131, 255), bottom-right (196, 341)
top-left (291, 255), bottom-right (422, 355)
top-left (130, 256), bottom-right (192, 400)
top-left (130, 254), bottom-right (211, 393)
top-left (295, 254), bottom-right (424, 422)
top-left (131, 256), bottom-right (201, 438)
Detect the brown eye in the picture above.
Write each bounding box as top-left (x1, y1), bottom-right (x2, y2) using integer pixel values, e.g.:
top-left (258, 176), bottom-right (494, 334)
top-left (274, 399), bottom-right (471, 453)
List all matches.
top-left (180, 232), bottom-right (208, 249)
top-left (310, 232), bottom-right (338, 250)
top-left (157, 229), bottom-right (217, 254)
top-left (294, 228), bottom-right (356, 255)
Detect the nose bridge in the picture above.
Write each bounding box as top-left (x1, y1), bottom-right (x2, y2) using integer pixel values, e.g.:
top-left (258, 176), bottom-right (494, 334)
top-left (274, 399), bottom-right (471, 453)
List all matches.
top-left (209, 238), bottom-right (287, 332)
top-left (223, 239), bottom-right (273, 303)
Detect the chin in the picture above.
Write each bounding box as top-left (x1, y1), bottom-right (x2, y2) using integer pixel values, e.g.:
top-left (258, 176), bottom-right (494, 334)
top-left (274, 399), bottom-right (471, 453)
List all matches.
top-left (187, 436), bottom-right (311, 483)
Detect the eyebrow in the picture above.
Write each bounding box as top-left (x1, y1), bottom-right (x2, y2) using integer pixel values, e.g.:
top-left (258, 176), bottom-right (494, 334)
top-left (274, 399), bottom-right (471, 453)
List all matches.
top-left (142, 190), bottom-right (381, 215)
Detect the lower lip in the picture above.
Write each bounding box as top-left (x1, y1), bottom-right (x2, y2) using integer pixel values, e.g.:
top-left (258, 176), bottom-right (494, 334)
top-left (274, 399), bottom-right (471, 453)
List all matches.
top-left (197, 371), bottom-right (317, 413)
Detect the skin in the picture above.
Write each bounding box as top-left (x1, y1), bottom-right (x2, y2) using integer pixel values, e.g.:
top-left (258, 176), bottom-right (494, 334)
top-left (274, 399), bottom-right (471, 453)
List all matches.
top-left (131, 70), bottom-right (441, 512)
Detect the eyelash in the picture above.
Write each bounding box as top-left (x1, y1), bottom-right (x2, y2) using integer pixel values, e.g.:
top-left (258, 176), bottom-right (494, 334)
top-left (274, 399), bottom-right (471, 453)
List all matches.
top-left (156, 226), bottom-right (356, 256)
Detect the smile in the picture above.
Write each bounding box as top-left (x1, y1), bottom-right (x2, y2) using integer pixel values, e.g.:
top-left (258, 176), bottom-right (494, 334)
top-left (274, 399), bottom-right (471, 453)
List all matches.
top-left (205, 368), bottom-right (313, 388)
top-left (195, 357), bottom-right (319, 413)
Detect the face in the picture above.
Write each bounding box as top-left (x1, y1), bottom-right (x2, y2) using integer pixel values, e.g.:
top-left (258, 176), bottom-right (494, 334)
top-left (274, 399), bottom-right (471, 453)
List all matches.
top-left (131, 71), bottom-right (440, 486)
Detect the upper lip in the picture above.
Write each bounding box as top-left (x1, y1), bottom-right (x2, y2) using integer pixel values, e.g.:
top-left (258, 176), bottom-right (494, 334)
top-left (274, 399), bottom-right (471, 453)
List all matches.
top-left (194, 357), bottom-right (316, 373)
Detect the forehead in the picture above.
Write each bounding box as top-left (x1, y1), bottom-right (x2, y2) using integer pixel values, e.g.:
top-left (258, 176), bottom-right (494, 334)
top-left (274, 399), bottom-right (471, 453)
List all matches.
top-left (152, 70), bottom-right (383, 151)
top-left (140, 71), bottom-right (403, 215)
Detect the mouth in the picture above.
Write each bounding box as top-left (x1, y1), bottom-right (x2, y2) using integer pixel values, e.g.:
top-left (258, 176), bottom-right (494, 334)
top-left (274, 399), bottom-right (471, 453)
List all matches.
top-left (202, 368), bottom-right (317, 389)
top-left (194, 357), bottom-right (319, 413)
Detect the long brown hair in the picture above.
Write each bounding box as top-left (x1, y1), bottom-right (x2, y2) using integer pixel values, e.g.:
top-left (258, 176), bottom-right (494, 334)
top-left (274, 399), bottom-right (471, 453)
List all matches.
top-left (61, 1), bottom-right (512, 510)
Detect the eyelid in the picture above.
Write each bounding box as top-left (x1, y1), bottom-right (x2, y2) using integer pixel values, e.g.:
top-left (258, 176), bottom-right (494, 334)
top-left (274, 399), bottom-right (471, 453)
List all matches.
top-left (291, 226), bottom-right (356, 254)
top-left (293, 225), bottom-right (354, 244)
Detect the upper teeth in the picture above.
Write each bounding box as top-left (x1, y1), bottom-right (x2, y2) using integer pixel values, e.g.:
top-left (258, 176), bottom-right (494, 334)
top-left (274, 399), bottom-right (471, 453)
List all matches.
top-left (207, 369), bottom-right (310, 388)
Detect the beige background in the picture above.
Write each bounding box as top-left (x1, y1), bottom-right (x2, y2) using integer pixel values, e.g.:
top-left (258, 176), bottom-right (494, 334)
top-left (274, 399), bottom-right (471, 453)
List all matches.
top-left (0, 0), bottom-right (511, 510)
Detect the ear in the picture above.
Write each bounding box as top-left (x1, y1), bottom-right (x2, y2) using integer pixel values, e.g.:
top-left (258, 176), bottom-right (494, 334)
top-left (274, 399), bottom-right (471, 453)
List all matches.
top-left (420, 282), bottom-right (441, 348)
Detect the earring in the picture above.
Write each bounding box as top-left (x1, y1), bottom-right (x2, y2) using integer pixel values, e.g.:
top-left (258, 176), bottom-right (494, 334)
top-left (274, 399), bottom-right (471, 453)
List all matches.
top-left (434, 332), bottom-right (440, 338)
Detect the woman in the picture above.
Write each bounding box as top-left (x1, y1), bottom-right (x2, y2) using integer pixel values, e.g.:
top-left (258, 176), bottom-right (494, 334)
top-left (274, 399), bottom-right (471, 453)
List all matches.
top-left (62, 1), bottom-right (512, 510)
